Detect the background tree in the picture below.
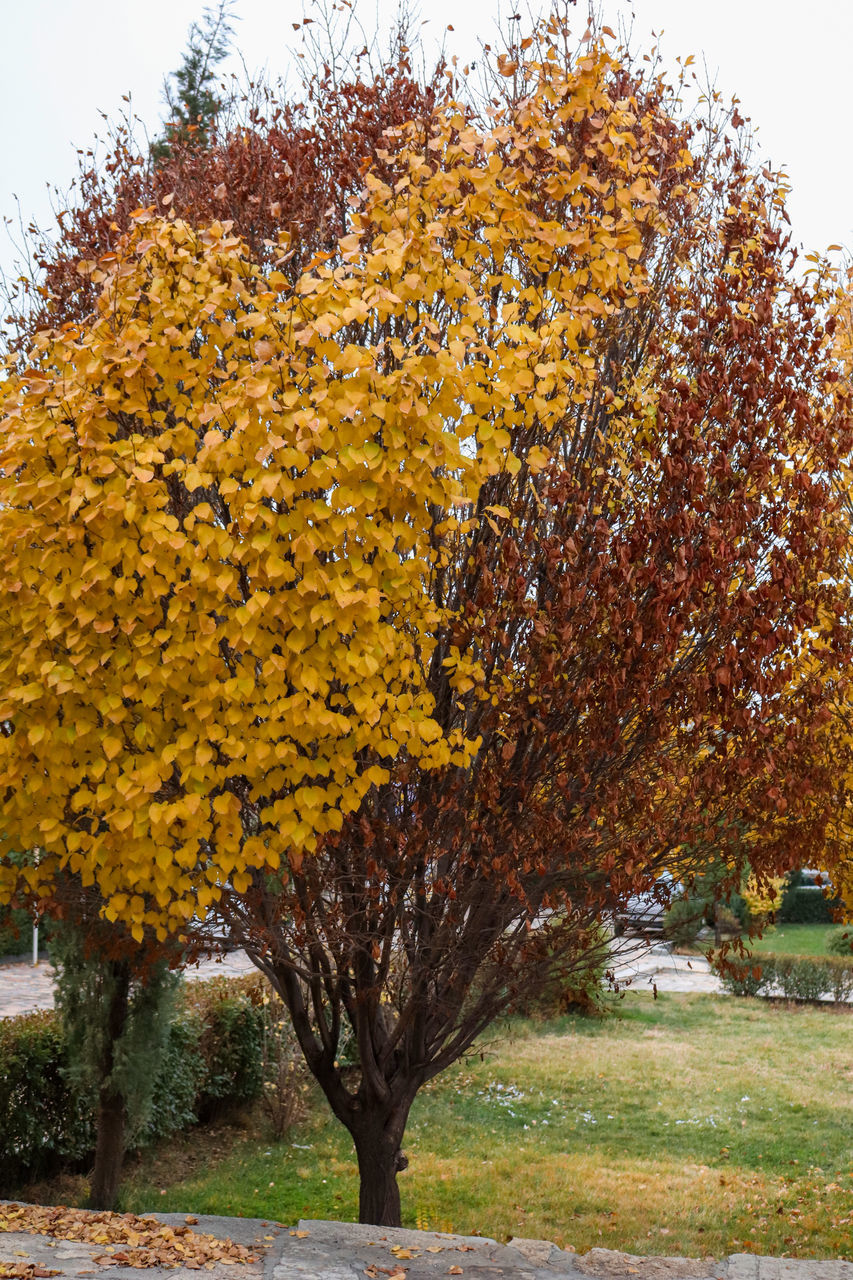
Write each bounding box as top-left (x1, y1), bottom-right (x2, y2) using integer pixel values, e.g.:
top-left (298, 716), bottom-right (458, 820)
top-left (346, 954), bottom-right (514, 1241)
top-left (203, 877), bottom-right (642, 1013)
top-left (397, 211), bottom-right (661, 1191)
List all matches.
top-left (49, 903), bottom-right (181, 1210)
top-left (2, 12), bottom-right (852, 1227)
top-left (150, 1), bottom-right (238, 161)
top-left (1, 0), bottom-right (441, 354)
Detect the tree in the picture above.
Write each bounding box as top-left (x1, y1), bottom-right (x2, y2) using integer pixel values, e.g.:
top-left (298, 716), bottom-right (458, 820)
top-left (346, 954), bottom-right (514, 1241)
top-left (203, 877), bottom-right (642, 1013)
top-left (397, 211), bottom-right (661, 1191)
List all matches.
top-left (0, 2), bottom-right (447, 1210)
top-left (150, 1), bottom-right (238, 161)
top-left (50, 906), bottom-right (181, 1210)
top-left (2, 2), bottom-right (441, 352)
top-left (2, 15), bottom-right (852, 1226)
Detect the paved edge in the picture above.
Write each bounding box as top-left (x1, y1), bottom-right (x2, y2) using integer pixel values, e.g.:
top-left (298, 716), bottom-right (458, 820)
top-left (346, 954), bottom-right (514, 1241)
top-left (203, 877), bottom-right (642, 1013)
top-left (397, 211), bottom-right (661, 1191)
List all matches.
top-left (3, 1207), bottom-right (853, 1279)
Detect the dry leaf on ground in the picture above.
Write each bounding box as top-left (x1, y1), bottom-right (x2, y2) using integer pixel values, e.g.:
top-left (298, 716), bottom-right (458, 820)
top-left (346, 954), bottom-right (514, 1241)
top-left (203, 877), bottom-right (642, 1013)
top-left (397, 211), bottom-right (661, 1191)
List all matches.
top-left (0, 1205), bottom-right (256, 1270)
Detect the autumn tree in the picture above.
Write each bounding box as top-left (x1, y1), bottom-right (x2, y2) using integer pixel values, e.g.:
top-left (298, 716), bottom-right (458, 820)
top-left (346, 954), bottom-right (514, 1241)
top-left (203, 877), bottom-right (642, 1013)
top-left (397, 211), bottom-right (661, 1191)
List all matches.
top-left (2, 15), bottom-right (852, 1225)
top-left (0, 7), bottom-right (443, 1209)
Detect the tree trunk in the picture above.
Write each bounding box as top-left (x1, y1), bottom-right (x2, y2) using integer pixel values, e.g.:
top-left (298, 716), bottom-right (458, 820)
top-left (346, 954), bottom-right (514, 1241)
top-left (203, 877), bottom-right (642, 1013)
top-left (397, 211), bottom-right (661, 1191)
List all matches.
top-left (351, 1111), bottom-right (411, 1227)
top-left (87, 960), bottom-right (131, 1211)
top-left (88, 1088), bottom-right (127, 1210)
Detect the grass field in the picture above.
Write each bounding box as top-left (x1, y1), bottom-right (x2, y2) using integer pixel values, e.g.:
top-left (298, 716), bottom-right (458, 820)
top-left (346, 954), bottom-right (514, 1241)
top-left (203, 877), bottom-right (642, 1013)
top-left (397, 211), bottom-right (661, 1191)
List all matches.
top-left (78, 991), bottom-right (853, 1262)
top-left (744, 924), bottom-right (844, 957)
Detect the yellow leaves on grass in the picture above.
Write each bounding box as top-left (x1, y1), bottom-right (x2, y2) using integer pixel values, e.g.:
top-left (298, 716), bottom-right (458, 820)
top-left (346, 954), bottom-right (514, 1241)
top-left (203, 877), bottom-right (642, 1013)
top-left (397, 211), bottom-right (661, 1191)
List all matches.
top-left (0, 29), bottom-right (666, 934)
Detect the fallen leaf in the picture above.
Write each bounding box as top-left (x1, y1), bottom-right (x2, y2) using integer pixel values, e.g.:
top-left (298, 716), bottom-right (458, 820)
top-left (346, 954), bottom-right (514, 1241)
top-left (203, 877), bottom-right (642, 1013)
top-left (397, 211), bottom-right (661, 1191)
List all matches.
top-left (0, 1204), bottom-right (256, 1270)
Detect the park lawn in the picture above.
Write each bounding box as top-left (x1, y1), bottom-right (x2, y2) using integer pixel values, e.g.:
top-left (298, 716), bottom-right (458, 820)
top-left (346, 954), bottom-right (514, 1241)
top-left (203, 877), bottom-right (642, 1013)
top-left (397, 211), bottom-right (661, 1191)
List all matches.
top-left (745, 924), bottom-right (842, 957)
top-left (112, 992), bottom-right (853, 1262)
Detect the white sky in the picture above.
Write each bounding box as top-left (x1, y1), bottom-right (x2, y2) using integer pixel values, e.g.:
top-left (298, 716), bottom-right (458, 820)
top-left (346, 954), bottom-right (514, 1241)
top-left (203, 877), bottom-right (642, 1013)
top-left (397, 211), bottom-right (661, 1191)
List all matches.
top-left (1, 0), bottom-right (851, 285)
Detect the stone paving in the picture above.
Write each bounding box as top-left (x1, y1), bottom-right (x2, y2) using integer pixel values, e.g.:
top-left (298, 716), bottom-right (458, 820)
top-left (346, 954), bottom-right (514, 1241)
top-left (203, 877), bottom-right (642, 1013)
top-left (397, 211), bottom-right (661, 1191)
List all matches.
top-left (2, 1212), bottom-right (851, 1280)
top-left (609, 941), bottom-right (723, 995)
top-left (0, 950), bottom-right (258, 1019)
top-left (0, 941), bottom-right (719, 1022)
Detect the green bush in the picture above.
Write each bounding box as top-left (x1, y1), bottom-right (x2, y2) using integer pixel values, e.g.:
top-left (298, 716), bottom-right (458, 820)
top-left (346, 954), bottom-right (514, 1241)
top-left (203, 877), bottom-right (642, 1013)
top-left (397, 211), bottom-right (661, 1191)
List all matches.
top-left (510, 925), bottom-right (611, 1018)
top-left (827, 928), bottom-right (853, 957)
top-left (190, 986), bottom-right (265, 1117)
top-left (140, 1013), bottom-right (204, 1145)
top-left (712, 956), bottom-right (767, 997)
top-left (712, 952), bottom-right (853, 1004)
top-left (825, 957), bottom-right (853, 1003)
top-left (0, 976), bottom-right (269, 1193)
top-left (778, 886), bottom-right (839, 924)
top-left (770, 956), bottom-right (828, 1002)
top-left (0, 1011), bottom-right (95, 1184)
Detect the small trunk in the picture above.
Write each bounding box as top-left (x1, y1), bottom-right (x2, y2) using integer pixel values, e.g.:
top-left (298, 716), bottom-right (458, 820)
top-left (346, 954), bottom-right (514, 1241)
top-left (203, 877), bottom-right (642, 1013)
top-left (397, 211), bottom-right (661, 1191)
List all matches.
top-left (88, 1088), bottom-right (127, 1210)
top-left (87, 960), bottom-right (131, 1211)
top-left (352, 1114), bottom-right (410, 1227)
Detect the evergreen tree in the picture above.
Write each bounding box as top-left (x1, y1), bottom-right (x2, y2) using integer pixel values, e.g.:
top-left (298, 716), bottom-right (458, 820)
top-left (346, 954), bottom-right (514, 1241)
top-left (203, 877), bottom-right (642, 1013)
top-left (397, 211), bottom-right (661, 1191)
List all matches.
top-left (50, 915), bottom-right (181, 1210)
top-left (151, 1), bottom-right (238, 160)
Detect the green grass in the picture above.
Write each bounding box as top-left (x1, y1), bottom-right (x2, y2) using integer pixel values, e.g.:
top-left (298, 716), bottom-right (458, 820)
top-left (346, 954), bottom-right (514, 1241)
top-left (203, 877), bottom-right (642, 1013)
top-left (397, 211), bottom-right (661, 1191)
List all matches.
top-left (744, 925), bottom-right (841, 957)
top-left (99, 992), bottom-right (853, 1262)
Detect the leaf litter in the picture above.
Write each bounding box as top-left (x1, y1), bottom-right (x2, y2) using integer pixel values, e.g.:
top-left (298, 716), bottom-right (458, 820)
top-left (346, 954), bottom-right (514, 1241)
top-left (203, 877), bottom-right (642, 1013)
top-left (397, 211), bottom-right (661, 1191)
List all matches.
top-left (0, 1206), bottom-right (257, 1270)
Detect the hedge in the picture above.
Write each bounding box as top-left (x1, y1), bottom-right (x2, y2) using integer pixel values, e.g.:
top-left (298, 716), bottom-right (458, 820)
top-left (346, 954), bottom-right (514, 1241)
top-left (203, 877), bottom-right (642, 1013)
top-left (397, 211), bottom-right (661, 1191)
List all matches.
top-left (777, 886), bottom-right (840, 924)
top-left (0, 976), bottom-right (267, 1191)
top-left (712, 952), bottom-right (853, 1003)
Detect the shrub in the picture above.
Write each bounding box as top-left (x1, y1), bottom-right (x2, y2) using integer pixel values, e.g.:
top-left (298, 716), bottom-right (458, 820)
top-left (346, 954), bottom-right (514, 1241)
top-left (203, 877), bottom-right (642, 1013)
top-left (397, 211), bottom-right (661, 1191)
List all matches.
top-left (712, 952), bottom-right (853, 1004)
top-left (662, 898), bottom-right (705, 947)
top-left (194, 993), bottom-right (265, 1117)
top-left (140, 1013), bottom-right (205, 1145)
top-left (771, 956), bottom-right (829, 1002)
top-left (827, 928), bottom-right (853, 957)
top-left (826, 957), bottom-right (853, 1003)
top-left (0, 974), bottom-right (273, 1193)
top-left (712, 956), bottom-right (768, 997)
top-left (0, 1011), bottom-right (95, 1184)
top-left (510, 924), bottom-right (612, 1018)
top-left (258, 987), bottom-right (310, 1139)
top-left (777, 881), bottom-right (840, 924)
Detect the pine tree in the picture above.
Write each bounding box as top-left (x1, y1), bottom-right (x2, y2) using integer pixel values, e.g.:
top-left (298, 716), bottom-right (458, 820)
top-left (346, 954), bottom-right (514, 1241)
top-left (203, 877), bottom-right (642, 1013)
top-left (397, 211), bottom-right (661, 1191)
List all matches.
top-left (151, 1), bottom-right (237, 160)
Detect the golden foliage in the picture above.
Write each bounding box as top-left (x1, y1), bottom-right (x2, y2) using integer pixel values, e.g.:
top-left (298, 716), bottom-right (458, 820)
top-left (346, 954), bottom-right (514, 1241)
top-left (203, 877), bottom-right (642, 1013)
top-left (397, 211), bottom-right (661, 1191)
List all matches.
top-left (0, 37), bottom-right (679, 934)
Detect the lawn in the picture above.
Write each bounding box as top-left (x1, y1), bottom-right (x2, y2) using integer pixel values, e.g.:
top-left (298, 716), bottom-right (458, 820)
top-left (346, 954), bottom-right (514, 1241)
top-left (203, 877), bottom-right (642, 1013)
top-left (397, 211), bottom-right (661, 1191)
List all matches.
top-left (92, 992), bottom-right (853, 1262)
top-left (744, 924), bottom-right (843, 957)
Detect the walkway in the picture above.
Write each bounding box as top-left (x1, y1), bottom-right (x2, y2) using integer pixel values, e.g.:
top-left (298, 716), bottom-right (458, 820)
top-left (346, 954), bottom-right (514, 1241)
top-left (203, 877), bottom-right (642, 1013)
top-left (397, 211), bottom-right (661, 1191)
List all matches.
top-left (0, 949), bottom-right (258, 1020)
top-left (610, 939), bottom-right (723, 994)
top-left (0, 939), bottom-right (726, 1021)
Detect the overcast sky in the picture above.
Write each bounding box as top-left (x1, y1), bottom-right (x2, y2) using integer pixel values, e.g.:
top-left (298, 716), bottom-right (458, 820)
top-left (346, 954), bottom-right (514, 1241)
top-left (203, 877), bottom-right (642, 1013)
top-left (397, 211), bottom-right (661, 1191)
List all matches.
top-left (1, 0), bottom-right (850, 285)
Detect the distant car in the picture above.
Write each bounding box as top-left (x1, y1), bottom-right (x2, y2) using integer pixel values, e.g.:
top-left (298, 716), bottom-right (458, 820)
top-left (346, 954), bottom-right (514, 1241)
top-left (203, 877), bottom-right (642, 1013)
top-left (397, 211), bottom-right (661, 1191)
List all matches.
top-left (614, 872), bottom-right (681, 936)
top-left (796, 868), bottom-right (833, 891)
